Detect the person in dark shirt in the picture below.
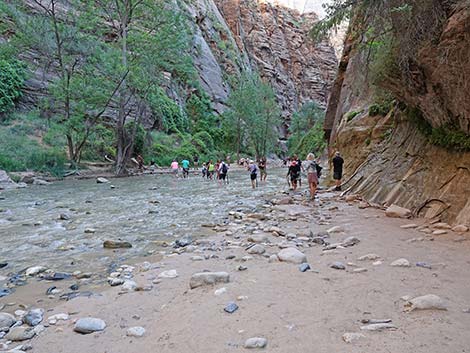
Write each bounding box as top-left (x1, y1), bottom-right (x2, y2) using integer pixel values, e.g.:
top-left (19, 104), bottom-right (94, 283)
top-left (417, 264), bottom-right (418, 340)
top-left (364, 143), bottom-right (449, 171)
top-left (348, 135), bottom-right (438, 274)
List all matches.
top-left (287, 156), bottom-right (301, 191)
top-left (332, 151), bottom-right (344, 191)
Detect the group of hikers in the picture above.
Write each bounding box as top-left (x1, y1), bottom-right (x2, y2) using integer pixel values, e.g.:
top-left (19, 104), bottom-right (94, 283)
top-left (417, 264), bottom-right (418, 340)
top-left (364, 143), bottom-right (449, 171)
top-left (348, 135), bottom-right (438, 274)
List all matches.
top-left (137, 151), bottom-right (345, 199)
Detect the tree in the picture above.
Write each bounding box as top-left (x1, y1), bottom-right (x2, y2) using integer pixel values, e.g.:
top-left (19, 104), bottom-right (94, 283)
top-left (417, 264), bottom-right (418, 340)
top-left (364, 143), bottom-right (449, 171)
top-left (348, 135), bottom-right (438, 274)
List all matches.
top-left (288, 101), bottom-right (324, 153)
top-left (224, 73), bottom-right (280, 159)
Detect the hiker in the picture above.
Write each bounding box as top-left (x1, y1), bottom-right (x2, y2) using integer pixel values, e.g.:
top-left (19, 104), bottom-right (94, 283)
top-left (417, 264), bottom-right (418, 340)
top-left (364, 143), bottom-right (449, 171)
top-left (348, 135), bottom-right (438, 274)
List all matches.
top-left (181, 158), bottom-right (190, 178)
top-left (332, 151), bottom-right (344, 191)
top-left (296, 155), bottom-right (303, 188)
top-left (201, 163), bottom-right (207, 178)
top-left (218, 160), bottom-right (229, 184)
top-left (170, 159), bottom-right (179, 178)
top-left (193, 155), bottom-right (199, 170)
top-left (287, 157), bottom-right (301, 191)
top-left (207, 160), bottom-right (215, 180)
top-left (304, 153), bottom-right (319, 200)
top-left (215, 160), bottom-right (221, 180)
top-left (136, 154), bottom-right (144, 171)
top-left (248, 160), bottom-right (258, 189)
top-left (259, 157), bottom-right (267, 182)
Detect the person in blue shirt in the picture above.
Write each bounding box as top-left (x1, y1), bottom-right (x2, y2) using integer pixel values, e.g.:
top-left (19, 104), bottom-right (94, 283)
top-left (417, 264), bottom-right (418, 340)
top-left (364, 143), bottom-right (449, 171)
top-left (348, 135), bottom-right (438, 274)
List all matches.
top-left (181, 159), bottom-right (190, 178)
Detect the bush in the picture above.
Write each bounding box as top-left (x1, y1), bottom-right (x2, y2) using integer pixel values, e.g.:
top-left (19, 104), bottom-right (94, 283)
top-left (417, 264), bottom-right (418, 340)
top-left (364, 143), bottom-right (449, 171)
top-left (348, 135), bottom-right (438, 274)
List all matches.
top-left (290, 120), bottom-right (327, 159)
top-left (0, 59), bottom-right (26, 114)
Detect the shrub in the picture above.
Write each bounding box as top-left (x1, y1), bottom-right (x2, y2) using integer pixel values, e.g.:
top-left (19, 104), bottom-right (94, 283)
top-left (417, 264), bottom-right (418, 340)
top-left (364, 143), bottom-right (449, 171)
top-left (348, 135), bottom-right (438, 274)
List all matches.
top-left (0, 59), bottom-right (26, 114)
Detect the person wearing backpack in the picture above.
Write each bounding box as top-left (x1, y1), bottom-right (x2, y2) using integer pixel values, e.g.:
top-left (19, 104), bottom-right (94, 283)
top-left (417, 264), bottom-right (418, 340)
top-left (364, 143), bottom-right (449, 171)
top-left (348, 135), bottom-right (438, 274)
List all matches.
top-left (332, 151), bottom-right (344, 191)
top-left (248, 160), bottom-right (258, 189)
top-left (304, 153), bottom-right (320, 200)
top-left (218, 160), bottom-right (229, 184)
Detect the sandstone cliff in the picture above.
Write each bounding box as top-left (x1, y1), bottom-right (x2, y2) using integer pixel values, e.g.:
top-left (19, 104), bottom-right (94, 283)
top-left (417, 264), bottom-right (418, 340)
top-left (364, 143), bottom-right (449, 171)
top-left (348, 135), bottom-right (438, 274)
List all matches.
top-left (325, 2), bottom-right (470, 225)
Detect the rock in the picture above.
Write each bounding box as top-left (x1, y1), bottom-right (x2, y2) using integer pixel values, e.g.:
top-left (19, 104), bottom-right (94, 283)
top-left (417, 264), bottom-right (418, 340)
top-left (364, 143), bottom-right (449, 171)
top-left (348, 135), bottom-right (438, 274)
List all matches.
top-left (390, 258), bottom-right (410, 267)
top-left (416, 262), bottom-right (432, 269)
top-left (330, 262), bottom-right (346, 270)
top-left (175, 235), bottom-right (192, 248)
top-left (96, 177), bottom-right (109, 184)
top-left (0, 313), bottom-right (16, 328)
top-left (268, 226), bottom-right (286, 236)
top-left (432, 230), bottom-right (447, 235)
top-left (24, 309), bottom-right (44, 326)
top-left (214, 287), bottom-right (227, 296)
top-left (224, 302), bottom-right (239, 314)
top-left (299, 263), bottom-right (311, 272)
top-left (277, 248), bottom-right (307, 264)
top-left (103, 240), bottom-right (132, 249)
top-left (108, 278), bottom-right (124, 286)
top-left (121, 280), bottom-right (137, 291)
top-left (345, 194), bottom-right (359, 202)
top-left (126, 326), bottom-right (145, 337)
top-left (372, 260), bottom-right (383, 266)
top-left (276, 197), bottom-right (293, 205)
top-left (401, 223), bottom-right (418, 229)
top-left (247, 234), bottom-right (269, 243)
top-left (341, 236), bottom-right (360, 247)
top-left (59, 213), bottom-right (70, 220)
top-left (268, 254), bottom-right (279, 263)
top-left (244, 337), bottom-right (268, 349)
top-left (84, 228), bottom-right (96, 234)
top-left (385, 204), bottom-right (411, 218)
top-left (353, 267), bottom-right (368, 273)
top-left (47, 313), bottom-right (69, 325)
top-left (25, 266), bottom-right (47, 276)
top-left (342, 332), bottom-right (365, 343)
top-left (33, 178), bottom-right (50, 186)
top-left (453, 225), bottom-right (469, 233)
top-left (191, 256), bottom-right (204, 261)
top-left (74, 318), bottom-right (106, 334)
top-left (33, 324), bottom-right (46, 335)
top-left (358, 253), bottom-right (380, 261)
top-left (246, 244), bottom-right (265, 255)
top-left (433, 222), bottom-right (451, 229)
top-left (327, 226), bottom-right (343, 234)
top-left (158, 270), bottom-right (178, 279)
top-left (360, 323), bottom-right (397, 331)
top-left (43, 272), bottom-right (71, 281)
top-left (237, 265), bottom-right (248, 271)
top-left (5, 326), bottom-right (35, 341)
top-left (189, 272), bottom-right (230, 289)
top-left (406, 294), bottom-right (447, 311)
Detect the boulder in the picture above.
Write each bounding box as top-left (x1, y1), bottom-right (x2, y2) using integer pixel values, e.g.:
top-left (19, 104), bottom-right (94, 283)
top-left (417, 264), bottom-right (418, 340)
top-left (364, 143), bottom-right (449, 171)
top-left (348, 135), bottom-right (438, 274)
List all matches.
top-left (5, 326), bottom-right (35, 341)
top-left (74, 318), bottom-right (106, 334)
top-left (277, 248), bottom-right (307, 264)
top-left (406, 294), bottom-right (447, 311)
top-left (0, 313), bottom-right (16, 328)
top-left (385, 205), bottom-right (411, 218)
top-left (0, 170), bottom-right (18, 190)
top-left (24, 308), bottom-right (44, 326)
top-left (103, 240), bottom-right (132, 249)
top-left (341, 236), bottom-right (360, 247)
top-left (189, 272), bottom-right (230, 289)
top-left (246, 244), bottom-right (266, 255)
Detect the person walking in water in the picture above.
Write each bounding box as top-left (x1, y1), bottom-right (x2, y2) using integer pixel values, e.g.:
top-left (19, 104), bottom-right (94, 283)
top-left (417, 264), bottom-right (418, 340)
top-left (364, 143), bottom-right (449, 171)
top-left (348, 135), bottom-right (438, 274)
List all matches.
top-left (170, 159), bottom-right (179, 178)
top-left (218, 160), bottom-right (229, 184)
top-left (304, 153), bottom-right (319, 200)
top-left (248, 160), bottom-right (258, 189)
top-left (287, 157), bottom-right (301, 191)
top-left (193, 155), bottom-right (199, 170)
top-left (258, 157), bottom-right (267, 182)
top-left (181, 158), bottom-right (190, 178)
top-left (332, 151), bottom-right (344, 191)
top-left (207, 160), bottom-right (215, 180)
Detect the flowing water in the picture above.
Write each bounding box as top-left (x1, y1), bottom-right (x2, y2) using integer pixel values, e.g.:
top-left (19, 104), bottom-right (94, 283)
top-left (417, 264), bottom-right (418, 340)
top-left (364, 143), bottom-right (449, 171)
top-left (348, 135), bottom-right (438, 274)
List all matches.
top-left (0, 168), bottom-right (289, 278)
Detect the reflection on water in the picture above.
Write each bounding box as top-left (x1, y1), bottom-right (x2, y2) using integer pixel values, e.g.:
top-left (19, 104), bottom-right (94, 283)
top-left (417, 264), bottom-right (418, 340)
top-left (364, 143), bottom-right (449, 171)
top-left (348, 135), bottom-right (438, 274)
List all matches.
top-left (0, 168), bottom-right (287, 275)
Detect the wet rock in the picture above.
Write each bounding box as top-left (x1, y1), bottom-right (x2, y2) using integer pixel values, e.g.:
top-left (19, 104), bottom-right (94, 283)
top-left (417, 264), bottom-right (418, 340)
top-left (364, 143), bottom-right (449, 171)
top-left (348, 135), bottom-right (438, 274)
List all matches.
top-left (299, 263), bottom-right (311, 272)
top-left (342, 332), bottom-right (365, 343)
top-left (175, 235), bottom-right (192, 248)
top-left (108, 278), bottom-right (124, 286)
top-left (277, 248), bottom-right (307, 264)
top-left (341, 236), bottom-right (360, 247)
top-left (25, 266), bottom-right (47, 276)
top-left (103, 240), bottom-right (132, 249)
top-left (84, 228), bottom-right (96, 234)
top-left (224, 302), bottom-right (239, 314)
top-left (96, 177), bottom-right (109, 184)
top-left (360, 323), bottom-right (397, 331)
top-left (74, 318), bottom-right (106, 334)
top-left (358, 254), bottom-right (380, 261)
top-left (0, 262), bottom-right (7, 269)
top-left (385, 205), bottom-right (411, 218)
top-left (126, 326), bottom-right (145, 337)
top-left (390, 258), bottom-right (410, 267)
top-left (158, 270), bottom-right (178, 279)
top-left (24, 309), bottom-right (44, 326)
top-left (453, 225), bottom-right (469, 233)
top-left (70, 284), bottom-right (79, 291)
top-left (237, 265), bottom-right (248, 271)
top-left (244, 337), bottom-right (268, 349)
top-left (0, 313), bottom-right (16, 328)
top-left (189, 272), bottom-right (230, 289)
top-left (5, 326), bottom-right (35, 341)
top-left (406, 294), bottom-right (447, 311)
top-left (246, 244), bottom-right (265, 255)
top-left (330, 262), bottom-right (346, 270)
top-left (43, 272), bottom-right (71, 281)
top-left (59, 213), bottom-right (70, 220)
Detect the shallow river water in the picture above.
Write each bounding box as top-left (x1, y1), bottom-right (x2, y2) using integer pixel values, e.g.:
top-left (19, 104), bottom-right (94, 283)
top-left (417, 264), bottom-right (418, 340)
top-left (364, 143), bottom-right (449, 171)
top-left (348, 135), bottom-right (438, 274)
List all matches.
top-left (0, 168), bottom-right (289, 278)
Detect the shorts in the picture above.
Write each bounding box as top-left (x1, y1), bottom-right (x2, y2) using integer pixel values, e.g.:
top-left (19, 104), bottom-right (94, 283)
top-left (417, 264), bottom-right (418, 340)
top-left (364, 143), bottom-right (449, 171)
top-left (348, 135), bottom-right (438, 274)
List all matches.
top-left (172, 168), bottom-right (178, 175)
top-left (219, 173), bottom-right (227, 180)
top-left (260, 169), bottom-right (267, 176)
top-left (250, 173), bottom-right (257, 181)
top-left (307, 172), bottom-right (318, 185)
top-left (183, 168), bottom-right (189, 174)
top-left (290, 173), bottom-right (299, 183)
top-left (333, 171), bottom-right (343, 180)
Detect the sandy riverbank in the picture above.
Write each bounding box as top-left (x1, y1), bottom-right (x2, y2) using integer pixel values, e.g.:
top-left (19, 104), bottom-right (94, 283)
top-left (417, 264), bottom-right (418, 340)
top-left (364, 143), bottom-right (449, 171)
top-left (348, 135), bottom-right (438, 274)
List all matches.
top-left (1, 190), bottom-right (470, 353)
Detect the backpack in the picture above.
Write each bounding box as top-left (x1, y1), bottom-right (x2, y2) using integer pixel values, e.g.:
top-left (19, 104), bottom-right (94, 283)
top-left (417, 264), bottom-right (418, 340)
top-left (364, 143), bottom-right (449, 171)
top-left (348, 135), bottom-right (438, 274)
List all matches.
top-left (221, 163), bottom-right (228, 174)
top-left (315, 163), bottom-right (323, 178)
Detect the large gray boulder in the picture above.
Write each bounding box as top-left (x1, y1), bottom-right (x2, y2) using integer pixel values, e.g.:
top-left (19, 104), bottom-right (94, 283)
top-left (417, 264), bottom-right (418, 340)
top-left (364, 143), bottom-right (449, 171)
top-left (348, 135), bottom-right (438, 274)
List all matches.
top-left (74, 318), bottom-right (106, 334)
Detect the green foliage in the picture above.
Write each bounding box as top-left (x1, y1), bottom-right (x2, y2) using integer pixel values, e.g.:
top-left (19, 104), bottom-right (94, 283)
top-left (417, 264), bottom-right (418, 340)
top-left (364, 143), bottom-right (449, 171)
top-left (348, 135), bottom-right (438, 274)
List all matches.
top-left (369, 100), bottom-right (393, 116)
top-left (288, 102), bottom-right (325, 153)
top-left (290, 120), bottom-right (327, 159)
top-left (148, 87), bottom-right (187, 133)
top-left (0, 59), bottom-right (26, 113)
top-left (346, 110), bottom-right (361, 122)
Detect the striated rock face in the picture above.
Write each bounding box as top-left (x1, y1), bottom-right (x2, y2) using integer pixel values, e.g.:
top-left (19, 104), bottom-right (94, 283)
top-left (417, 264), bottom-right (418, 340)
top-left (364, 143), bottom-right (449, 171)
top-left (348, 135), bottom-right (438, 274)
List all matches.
top-left (325, 3), bottom-right (470, 225)
top-left (214, 0), bottom-right (338, 135)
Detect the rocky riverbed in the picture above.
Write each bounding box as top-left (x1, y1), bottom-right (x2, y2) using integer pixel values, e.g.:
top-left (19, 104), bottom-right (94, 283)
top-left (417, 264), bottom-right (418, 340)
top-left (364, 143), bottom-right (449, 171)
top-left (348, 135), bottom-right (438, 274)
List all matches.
top-left (0, 170), bottom-right (469, 352)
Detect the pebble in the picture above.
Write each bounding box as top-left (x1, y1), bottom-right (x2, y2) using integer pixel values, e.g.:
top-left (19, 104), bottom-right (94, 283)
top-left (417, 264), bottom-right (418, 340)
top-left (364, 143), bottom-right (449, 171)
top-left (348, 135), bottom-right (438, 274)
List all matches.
top-left (5, 326), bottom-right (35, 341)
top-left (126, 326), bottom-right (146, 337)
top-left (299, 263), bottom-right (311, 272)
top-left (214, 288), bottom-right (227, 296)
top-left (244, 337), bottom-right (268, 349)
top-left (327, 226), bottom-right (343, 234)
top-left (237, 265), bottom-right (248, 271)
top-left (360, 323), bottom-right (397, 331)
top-left (191, 256), bottom-right (204, 261)
top-left (268, 254), bottom-right (279, 263)
top-left (121, 280), bottom-right (137, 291)
top-left (96, 177), bottom-right (109, 184)
top-left (47, 313), bottom-right (69, 325)
top-left (432, 230), bottom-right (447, 235)
top-left (108, 278), bottom-right (124, 286)
top-left (358, 253), bottom-right (380, 261)
top-left (84, 228), bottom-right (96, 234)
top-left (0, 312), bottom-right (16, 328)
top-left (277, 248), bottom-right (307, 264)
top-left (246, 244), bottom-right (265, 255)
top-left (224, 302), bottom-right (239, 314)
top-left (74, 318), bottom-right (106, 334)
top-left (103, 240), bottom-right (132, 249)
top-left (433, 222), bottom-right (451, 229)
top-left (342, 332), bottom-right (365, 343)
top-left (59, 213), bottom-right (70, 220)
top-left (406, 294), bottom-right (447, 311)
top-left (452, 225), bottom-right (469, 233)
top-left (190, 272), bottom-right (230, 289)
top-left (385, 204), bottom-right (411, 218)
top-left (330, 262), bottom-right (346, 270)
top-left (341, 236), bottom-right (360, 247)
top-left (247, 234), bottom-right (269, 243)
top-left (25, 266), bottom-right (47, 276)
top-left (24, 308), bottom-right (44, 326)
top-left (400, 223), bottom-right (418, 229)
top-left (353, 268), bottom-right (368, 273)
top-left (416, 262), bottom-right (432, 269)
top-left (158, 270), bottom-right (178, 279)
top-left (390, 258), bottom-right (410, 267)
